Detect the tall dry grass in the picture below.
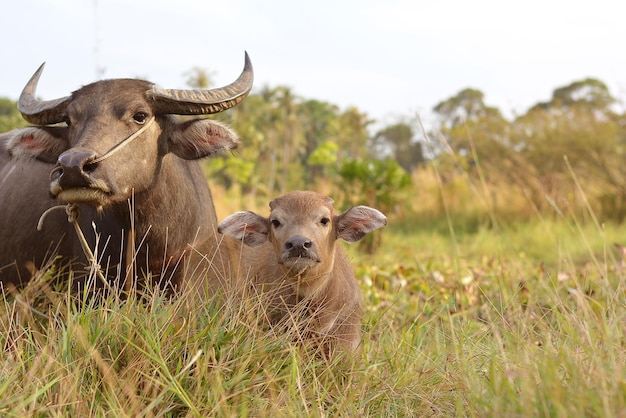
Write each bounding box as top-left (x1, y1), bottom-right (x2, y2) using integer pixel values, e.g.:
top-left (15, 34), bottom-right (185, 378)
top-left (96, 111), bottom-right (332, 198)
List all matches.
top-left (1, 209), bottom-right (625, 416)
top-left (1, 133), bottom-right (625, 416)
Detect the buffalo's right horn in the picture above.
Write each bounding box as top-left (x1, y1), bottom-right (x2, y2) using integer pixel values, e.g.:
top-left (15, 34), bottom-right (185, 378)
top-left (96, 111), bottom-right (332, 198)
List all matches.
top-left (148, 52), bottom-right (254, 115)
top-left (18, 63), bottom-right (71, 126)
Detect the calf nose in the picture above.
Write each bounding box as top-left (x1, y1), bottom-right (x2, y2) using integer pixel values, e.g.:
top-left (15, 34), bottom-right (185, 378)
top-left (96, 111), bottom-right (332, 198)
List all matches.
top-left (284, 235), bottom-right (313, 255)
top-left (55, 148), bottom-right (98, 188)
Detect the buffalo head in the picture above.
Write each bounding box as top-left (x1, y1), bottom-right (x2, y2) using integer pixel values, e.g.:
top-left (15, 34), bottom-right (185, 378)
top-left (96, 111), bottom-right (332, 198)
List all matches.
top-left (13, 53), bottom-right (253, 208)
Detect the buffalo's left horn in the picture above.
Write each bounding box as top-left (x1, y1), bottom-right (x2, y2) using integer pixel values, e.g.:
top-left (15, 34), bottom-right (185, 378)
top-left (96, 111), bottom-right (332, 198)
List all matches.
top-left (18, 63), bottom-right (72, 126)
top-left (149, 51), bottom-right (254, 115)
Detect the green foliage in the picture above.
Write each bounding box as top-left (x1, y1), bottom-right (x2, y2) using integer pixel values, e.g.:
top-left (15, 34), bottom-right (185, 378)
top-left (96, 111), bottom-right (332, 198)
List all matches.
top-left (336, 158), bottom-right (412, 253)
top-left (0, 97), bottom-right (27, 132)
top-left (307, 140), bottom-right (339, 184)
top-left (336, 106), bottom-right (371, 161)
top-left (183, 66), bottom-right (214, 89)
top-left (533, 77), bottom-right (615, 111)
top-left (371, 121), bottom-right (424, 172)
top-left (307, 139), bottom-right (338, 166)
top-left (195, 83), bottom-right (371, 201)
top-left (171, 64), bottom-right (626, 225)
top-left (430, 78), bottom-right (626, 221)
top-left (433, 87), bottom-right (503, 130)
top-left (337, 158), bottom-right (412, 212)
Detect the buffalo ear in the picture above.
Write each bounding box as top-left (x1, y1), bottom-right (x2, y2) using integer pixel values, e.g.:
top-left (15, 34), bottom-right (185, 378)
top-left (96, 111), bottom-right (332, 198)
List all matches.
top-left (168, 119), bottom-right (240, 160)
top-left (218, 211), bottom-right (270, 247)
top-left (335, 206), bottom-right (388, 242)
top-left (3, 127), bottom-right (69, 163)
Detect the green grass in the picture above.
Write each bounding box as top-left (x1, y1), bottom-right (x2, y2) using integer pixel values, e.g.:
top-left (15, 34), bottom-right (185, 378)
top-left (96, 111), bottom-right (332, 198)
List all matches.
top-left (1, 217), bottom-right (625, 417)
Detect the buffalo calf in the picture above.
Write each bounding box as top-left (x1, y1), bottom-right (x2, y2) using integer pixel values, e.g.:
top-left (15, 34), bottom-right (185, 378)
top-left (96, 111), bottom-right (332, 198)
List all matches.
top-left (218, 190), bottom-right (387, 354)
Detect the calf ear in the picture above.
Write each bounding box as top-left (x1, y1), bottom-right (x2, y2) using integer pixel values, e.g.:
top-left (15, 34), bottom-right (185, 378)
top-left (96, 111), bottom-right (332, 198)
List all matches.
top-left (218, 211), bottom-right (270, 247)
top-left (168, 119), bottom-right (240, 160)
top-left (3, 127), bottom-right (69, 163)
top-left (335, 206), bottom-right (388, 242)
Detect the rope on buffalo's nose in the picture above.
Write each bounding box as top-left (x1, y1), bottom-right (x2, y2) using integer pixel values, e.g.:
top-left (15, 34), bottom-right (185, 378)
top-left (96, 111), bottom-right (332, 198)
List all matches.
top-left (34, 118), bottom-right (154, 289)
top-left (37, 116), bottom-right (154, 288)
top-left (90, 116), bottom-right (155, 164)
top-left (37, 203), bottom-right (111, 290)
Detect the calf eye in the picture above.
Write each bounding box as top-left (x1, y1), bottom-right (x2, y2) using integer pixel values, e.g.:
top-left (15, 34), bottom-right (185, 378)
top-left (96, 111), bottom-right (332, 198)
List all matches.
top-left (62, 116), bottom-right (71, 127)
top-left (320, 217), bottom-right (330, 226)
top-left (271, 219), bottom-right (281, 228)
top-left (132, 112), bottom-right (148, 124)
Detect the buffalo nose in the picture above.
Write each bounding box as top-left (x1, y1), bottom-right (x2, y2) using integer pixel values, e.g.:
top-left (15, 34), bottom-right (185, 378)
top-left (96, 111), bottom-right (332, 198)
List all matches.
top-left (56, 148), bottom-right (98, 188)
top-left (284, 236), bottom-right (313, 254)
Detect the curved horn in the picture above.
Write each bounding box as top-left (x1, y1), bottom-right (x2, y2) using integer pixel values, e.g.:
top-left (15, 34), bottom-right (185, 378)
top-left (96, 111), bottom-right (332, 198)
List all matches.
top-left (18, 63), bottom-right (71, 125)
top-left (149, 51), bottom-right (254, 115)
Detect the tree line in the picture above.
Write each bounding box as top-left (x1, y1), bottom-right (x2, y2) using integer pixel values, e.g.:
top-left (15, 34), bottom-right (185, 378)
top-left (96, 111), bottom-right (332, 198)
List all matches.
top-left (2, 74), bottom-right (625, 227)
top-left (429, 78), bottom-right (626, 224)
top-left (198, 74), bottom-right (626, 226)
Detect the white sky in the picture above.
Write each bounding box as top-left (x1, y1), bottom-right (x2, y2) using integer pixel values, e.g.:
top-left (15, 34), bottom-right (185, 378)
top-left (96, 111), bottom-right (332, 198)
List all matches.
top-left (1, 0), bottom-right (626, 129)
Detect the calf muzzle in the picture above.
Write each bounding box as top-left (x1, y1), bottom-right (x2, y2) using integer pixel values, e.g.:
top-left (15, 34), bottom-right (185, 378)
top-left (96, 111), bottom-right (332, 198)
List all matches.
top-left (284, 235), bottom-right (314, 258)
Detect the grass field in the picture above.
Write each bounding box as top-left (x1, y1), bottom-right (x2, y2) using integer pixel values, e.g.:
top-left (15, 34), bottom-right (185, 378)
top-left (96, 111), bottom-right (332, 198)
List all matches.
top-left (1, 215), bottom-right (625, 417)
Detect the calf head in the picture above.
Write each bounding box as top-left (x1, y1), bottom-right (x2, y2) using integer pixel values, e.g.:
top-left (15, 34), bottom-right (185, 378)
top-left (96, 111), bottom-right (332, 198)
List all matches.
top-left (218, 191), bottom-right (388, 280)
top-left (6, 53), bottom-right (253, 208)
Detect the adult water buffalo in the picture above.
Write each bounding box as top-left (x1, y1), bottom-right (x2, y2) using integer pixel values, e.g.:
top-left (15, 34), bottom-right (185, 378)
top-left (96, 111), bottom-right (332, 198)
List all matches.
top-left (0, 53), bottom-right (253, 292)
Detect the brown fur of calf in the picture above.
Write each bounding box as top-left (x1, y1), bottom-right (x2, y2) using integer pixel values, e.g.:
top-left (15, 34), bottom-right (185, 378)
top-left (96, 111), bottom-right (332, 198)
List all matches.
top-left (218, 190), bottom-right (387, 355)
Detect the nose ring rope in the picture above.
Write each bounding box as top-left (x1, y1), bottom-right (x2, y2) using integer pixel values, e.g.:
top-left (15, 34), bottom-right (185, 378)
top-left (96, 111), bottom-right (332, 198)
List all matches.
top-left (90, 116), bottom-right (155, 164)
top-left (35, 117), bottom-right (155, 289)
top-left (37, 203), bottom-right (111, 289)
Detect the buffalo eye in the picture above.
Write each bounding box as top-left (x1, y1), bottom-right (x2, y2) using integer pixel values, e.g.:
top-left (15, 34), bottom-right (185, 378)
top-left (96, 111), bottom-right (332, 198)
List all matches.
top-left (132, 112), bottom-right (148, 124)
top-left (320, 217), bottom-right (330, 226)
top-left (271, 219), bottom-right (281, 228)
top-left (62, 116), bottom-right (71, 127)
